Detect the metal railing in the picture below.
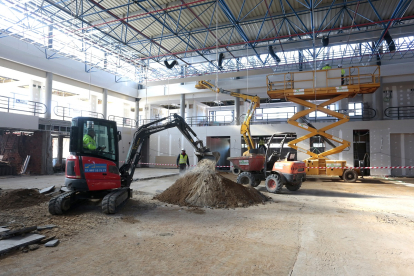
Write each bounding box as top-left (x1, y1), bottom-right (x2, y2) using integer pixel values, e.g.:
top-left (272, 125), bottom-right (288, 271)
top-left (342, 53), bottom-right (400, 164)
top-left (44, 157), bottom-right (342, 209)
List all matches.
top-left (0, 95), bottom-right (46, 115)
top-left (240, 112), bottom-right (296, 124)
top-left (309, 108), bottom-right (376, 121)
top-left (186, 116), bottom-right (234, 126)
top-left (54, 106), bottom-right (104, 121)
top-left (384, 106), bottom-right (414, 119)
top-left (267, 65), bottom-right (381, 94)
top-left (108, 115), bottom-right (137, 128)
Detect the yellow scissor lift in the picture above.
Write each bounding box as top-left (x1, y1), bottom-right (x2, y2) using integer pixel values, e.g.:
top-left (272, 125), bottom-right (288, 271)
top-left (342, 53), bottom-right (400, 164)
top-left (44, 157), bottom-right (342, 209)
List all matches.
top-left (266, 65), bottom-right (380, 182)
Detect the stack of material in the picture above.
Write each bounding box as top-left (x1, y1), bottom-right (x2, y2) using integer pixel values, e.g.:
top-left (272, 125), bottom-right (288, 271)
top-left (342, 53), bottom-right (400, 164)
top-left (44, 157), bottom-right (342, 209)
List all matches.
top-left (155, 159), bottom-right (267, 208)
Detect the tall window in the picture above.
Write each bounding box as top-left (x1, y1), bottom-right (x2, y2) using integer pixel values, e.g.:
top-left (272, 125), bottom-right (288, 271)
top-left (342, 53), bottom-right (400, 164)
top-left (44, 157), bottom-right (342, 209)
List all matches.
top-left (348, 103), bottom-right (363, 116)
top-left (209, 110), bottom-right (234, 123)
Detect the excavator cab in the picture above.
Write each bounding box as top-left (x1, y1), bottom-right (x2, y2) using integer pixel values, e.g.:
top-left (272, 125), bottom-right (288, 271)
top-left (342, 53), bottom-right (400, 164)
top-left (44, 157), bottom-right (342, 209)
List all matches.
top-left (65, 117), bottom-right (122, 193)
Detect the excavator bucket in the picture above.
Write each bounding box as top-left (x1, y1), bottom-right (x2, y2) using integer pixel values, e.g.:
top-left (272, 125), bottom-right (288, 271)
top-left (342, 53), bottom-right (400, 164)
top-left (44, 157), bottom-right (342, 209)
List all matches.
top-left (196, 151), bottom-right (221, 163)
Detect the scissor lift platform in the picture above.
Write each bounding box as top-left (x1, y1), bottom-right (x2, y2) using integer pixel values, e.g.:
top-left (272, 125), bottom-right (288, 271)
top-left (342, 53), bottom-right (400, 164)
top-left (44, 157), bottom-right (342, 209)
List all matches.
top-left (266, 65), bottom-right (380, 182)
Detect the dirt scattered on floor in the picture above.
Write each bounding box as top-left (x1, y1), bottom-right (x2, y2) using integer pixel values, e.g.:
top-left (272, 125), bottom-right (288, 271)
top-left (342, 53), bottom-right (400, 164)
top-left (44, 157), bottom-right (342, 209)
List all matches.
top-left (121, 216), bottom-right (140, 224)
top-left (154, 159), bottom-right (267, 208)
top-left (186, 207), bottom-right (206, 214)
top-left (0, 189), bottom-right (49, 210)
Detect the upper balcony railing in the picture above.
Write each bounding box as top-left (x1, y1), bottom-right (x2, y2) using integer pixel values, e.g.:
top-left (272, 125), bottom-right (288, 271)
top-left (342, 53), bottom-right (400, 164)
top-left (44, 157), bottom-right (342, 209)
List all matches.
top-left (0, 96), bottom-right (46, 116)
top-left (267, 65), bottom-right (381, 101)
top-left (108, 115), bottom-right (137, 128)
top-left (54, 106), bottom-right (104, 121)
top-left (186, 116), bottom-right (234, 127)
top-left (384, 106), bottom-right (414, 119)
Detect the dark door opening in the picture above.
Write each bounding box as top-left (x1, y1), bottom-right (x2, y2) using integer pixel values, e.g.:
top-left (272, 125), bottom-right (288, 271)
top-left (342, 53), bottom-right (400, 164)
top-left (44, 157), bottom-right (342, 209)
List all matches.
top-left (207, 136), bottom-right (230, 170)
top-left (353, 130), bottom-right (370, 176)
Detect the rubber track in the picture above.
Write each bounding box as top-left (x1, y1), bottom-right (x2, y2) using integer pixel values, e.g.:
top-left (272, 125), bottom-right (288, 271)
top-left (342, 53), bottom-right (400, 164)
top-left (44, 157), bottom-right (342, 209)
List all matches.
top-left (48, 191), bottom-right (74, 215)
top-left (102, 188), bottom-right (129, 214)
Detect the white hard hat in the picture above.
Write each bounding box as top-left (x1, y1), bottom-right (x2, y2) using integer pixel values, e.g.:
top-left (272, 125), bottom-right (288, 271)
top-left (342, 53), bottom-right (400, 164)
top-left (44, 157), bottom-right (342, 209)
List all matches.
top-left (181, 148), bottom-right (185, 151)
top-left (338, 64), bottom-right (342, 67)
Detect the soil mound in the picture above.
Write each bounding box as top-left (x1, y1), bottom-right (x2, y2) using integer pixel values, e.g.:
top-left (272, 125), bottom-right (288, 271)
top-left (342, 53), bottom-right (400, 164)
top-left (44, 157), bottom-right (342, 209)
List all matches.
top-left (154, 160), bottom-right (266, 208)
top-left (0, 189), bottom-right (49, 209)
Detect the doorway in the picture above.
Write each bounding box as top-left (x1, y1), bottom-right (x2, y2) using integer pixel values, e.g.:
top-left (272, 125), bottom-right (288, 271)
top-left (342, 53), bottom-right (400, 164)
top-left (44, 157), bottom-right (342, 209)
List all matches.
top-left (353, 130), bottom-right (370, 176)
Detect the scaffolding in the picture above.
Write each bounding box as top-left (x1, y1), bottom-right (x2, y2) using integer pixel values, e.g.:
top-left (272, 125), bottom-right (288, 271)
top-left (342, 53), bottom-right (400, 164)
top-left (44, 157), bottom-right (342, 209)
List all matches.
top-left (266, 65), bottom-right (381, 180)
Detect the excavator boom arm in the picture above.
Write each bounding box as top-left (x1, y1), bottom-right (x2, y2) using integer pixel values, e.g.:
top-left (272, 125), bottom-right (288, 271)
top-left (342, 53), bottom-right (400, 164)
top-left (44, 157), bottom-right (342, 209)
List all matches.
top-left (119, 114), bottom-right (213, 186)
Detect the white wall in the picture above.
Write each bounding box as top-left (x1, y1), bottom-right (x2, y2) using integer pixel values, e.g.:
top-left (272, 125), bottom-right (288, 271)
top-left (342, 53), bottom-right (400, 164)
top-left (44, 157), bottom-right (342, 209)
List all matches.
top-left (147, 119), bottom-right (414, 176)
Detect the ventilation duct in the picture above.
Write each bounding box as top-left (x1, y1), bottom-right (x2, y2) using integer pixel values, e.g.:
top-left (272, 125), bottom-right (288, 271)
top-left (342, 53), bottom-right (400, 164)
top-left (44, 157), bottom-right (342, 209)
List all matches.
top-left (268, 45), bottom-right (281, 63)
top-left (322, 36), bottom-right (329, 47)
top-left (218, 53), bottom-right (224, 70)
top-left (164, 60), bottom-right (178, 69)
top-left (384, 31), bottom-right (395, 52)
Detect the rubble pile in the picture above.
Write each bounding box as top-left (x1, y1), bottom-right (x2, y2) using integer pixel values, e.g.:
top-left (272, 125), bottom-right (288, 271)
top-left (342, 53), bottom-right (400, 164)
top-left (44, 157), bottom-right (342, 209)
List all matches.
top-left (155, 159), bottom-right (267, 208)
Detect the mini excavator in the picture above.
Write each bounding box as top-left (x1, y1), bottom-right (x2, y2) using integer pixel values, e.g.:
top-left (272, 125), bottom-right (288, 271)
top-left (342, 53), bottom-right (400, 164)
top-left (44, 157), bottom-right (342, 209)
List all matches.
top-left (49, 114), bottom-right (219, 215)
top-left (195, 80), bottom-right (260, 156)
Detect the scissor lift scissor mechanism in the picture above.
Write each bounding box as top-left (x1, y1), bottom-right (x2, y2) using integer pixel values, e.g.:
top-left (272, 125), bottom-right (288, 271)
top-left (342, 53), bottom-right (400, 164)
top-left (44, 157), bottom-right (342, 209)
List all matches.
top-left (266, 66), bottom-right (381, 181)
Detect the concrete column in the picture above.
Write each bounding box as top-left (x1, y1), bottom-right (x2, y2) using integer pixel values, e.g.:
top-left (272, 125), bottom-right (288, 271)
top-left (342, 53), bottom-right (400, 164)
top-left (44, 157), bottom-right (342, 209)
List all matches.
top-left (45, 72), bottom-right (53, 119)
top-left (296, 104), bottom-right (305, 123)
top-left (180, 94), bottom-right (185, 118)
top-left (235, 97), bottom-right (240, 125)
top-left (90, 95), bottom-right (97, 112)
top-left (135, 98), bottom-right (140, 126)
top-left (102, 88), bottom-right (108, 119)
top-left (372, 77), bottom-right (384, 120)
top-left (57, 135), bottom-right (64, 166)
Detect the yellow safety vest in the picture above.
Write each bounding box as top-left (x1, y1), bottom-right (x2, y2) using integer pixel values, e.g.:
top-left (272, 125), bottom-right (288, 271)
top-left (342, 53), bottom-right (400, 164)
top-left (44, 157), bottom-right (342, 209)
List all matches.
top-left (179, 154), bottom-right (188, 164)
top-left (258, 139), bottom-right (265, 146)
top-left (341, 69), bottom-right (345, 75)
top-left (83, 134), bottom-right (97, 150)
top-left (322, 66), bottom-right (331, 70)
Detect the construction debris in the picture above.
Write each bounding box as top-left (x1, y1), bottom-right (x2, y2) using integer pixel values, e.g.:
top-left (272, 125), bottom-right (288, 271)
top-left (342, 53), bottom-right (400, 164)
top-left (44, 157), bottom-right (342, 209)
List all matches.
top-left (37, 225), bottom-right (57, 231)
top-left (0, 234), bottom-right (45, 254)
top-left (155, 159), bottom-right (267, 208)
top-left (0, 226), bottom-right (37, 240)
top-left (0, 227), bottom-right (9, 233)
top-left (40, 236), bottom-right (56, 244)
top-left (44, 239), bottom-right (59, 247)
top-left (28, 244), bottom-right (40, 251)
top-left (39, 185), bottom-right (55, 194)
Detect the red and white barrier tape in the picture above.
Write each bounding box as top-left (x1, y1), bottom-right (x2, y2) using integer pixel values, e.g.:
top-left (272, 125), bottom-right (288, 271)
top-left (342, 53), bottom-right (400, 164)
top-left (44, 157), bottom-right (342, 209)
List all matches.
top-left (136, 162), bottom-right (414, 170)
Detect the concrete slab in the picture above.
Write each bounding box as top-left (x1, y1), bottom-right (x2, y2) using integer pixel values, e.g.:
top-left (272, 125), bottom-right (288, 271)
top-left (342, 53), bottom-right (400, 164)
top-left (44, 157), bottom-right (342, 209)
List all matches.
top-left (0, 234), bottom-right (45, 254)
top-left (37, 225), bottom-right (57, 231)
top-left (44, 239), bottom-right (59, 247)
top-left (39, 185), bottom-right (55, 194)
top-left (0, 228), bottom-right (9, 233)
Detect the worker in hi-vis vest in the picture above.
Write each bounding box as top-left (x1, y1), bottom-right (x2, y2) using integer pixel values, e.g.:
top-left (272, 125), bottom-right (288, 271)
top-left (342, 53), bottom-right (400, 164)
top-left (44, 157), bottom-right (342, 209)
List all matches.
top-left (177, 148), bottom-right (190, 173)
top-left (338, 64), bottom-right (345, 85)
top-left (322, 63), bottom-right (331, 70)
top-left (258, 137), bottom-right (267, 153)
top-left (83, 129), bottom-right (105, 151)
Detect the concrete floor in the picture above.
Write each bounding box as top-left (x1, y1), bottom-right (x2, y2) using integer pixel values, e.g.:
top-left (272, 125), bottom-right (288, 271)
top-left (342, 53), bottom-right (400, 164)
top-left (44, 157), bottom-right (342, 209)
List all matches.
top-left (0, 168), bottom-right (179, 190)
top-left (1, 173), bottom-right (414, 275)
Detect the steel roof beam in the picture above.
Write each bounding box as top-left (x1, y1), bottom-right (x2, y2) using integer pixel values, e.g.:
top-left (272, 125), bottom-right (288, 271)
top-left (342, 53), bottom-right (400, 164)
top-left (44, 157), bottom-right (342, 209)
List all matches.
top-left (217, 0), bottom-right (264, 65)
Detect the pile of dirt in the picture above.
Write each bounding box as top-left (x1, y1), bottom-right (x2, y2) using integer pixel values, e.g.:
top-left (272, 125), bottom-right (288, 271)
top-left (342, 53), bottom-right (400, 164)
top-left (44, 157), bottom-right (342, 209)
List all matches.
top-left (154, 159), bottom-right (266, 208)
top-left (0, 189), bottom-right (49, 209)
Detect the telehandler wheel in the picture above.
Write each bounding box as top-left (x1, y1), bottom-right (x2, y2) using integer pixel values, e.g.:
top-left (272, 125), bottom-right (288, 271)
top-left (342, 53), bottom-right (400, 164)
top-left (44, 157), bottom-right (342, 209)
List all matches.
top-left (343, 169), bottom-right (357, 183)
top-left (237, 172), bottom-right (257, 187)
top-left (285, 180), bottom-right (302, 191)
top-left (265, 174), bottom-right (283, 194)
